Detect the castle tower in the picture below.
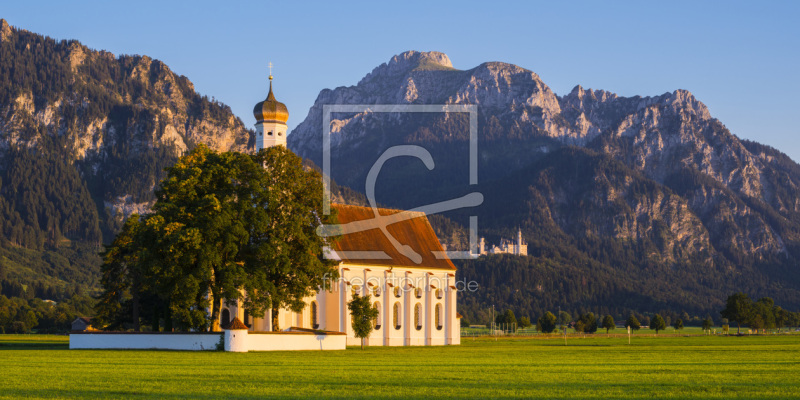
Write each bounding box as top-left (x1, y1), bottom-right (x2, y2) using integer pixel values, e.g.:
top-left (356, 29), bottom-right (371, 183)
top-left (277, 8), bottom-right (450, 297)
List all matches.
top-left (253, 67), bottom-right (289, 150)
top-left (516, 228), bottom-right (523, 256)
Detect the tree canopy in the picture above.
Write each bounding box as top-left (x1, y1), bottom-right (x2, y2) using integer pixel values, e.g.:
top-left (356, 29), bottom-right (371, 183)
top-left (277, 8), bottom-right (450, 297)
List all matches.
top-left (94, 145), bottom-right (338, 331)
top-left (720, 292), bottom-right (752, 335)
top-left (650, 314), bottom-right (666, 333)
top-left (348, 293), bottom-right (379, 349)
top-left (602, 315), bottom-right (615, 334)
top-left (625, 314), bottom-right (641, 331)
top-left (537, 311), bottom-right (557, 333)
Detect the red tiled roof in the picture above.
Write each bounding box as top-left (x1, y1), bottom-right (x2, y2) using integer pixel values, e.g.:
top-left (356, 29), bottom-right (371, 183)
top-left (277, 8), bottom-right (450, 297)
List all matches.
top-left (330, 204), bottom-right (456, 270)
top-left (226, 317), bottom-right (249, 330)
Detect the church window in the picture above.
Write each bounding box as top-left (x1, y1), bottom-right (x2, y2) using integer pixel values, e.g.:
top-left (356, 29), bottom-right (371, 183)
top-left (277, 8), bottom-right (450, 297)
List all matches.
top-left (393, 302), bottom-right (401, 330)
top-left (374, 302), bottom-right (381, 330)
top-left (436, 289), bottom-right (443, 299)
top-left (352, 285), bottom-right (361, 297)
top-left (414, 303), bottom-right (422, 331)
top-left (415, 287), bottom-right (422, 299)
top-left (278, 131), bottom-right (283, 136)
top-left (268, 131), bottom-right (274, 136)
top-left (221, 309), bottom-right (230, 327)
top-left (436, 304), bottom-right (443, 330)
top-left (311, 301), bottom-right (319, 329)
top-left (244, 310), bottom-right (251, 328)
top-left (394, 287), bottom-right (401, 298)
top-left (373, 286), bottom-right (381, 297)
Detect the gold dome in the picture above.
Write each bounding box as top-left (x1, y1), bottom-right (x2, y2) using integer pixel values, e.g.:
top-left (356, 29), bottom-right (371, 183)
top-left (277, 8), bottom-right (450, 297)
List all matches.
top-left (253, 78), bottom-right (288, 123)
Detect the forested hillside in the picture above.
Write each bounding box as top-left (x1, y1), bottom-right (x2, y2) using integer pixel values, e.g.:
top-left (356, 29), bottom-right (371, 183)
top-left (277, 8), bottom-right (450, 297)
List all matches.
top-left (0, 19), bottom-right (251, 311)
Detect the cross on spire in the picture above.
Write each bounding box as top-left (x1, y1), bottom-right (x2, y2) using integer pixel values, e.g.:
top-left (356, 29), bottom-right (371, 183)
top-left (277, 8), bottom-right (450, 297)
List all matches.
top-left (268, 62), bottom-right (273, 81)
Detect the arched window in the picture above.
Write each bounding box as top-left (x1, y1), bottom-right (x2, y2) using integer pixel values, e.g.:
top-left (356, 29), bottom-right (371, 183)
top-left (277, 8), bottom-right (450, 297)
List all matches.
top-left (436, 289), bottom-right (443, 299)
top-left (221, 309), bottom-right (230, 327)
top-left (393, 302), bottom-right (401, 330)
top-left (352, 285), bottom-right (361, 297)
top-left (311, 301), bottom-right (319, 329)
top-left (373, 286), bottom-right (381, 297)
top-left (436, 304), bottom-right (443, 330)
top-left (415, 303), bottom-right (422, 331)
top-left (244, 310), bottom-right (251, 328)
top-left (394, 286), bottom-right (401, 298)
top-left (415, 287), bottom-right (422, 299)
top-left (374, 302), bottom-right (381, 330)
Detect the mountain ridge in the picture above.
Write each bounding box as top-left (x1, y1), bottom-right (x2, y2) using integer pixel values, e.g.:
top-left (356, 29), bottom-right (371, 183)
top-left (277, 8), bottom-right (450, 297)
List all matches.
top-left (289, 50), bottom-right (800, 318)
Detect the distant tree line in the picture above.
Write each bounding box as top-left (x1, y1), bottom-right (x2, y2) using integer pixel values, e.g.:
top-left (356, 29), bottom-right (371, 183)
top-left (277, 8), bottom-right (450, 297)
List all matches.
top-left (720, 292), bottom-right (800, 334)
top-left (462, 291), bottom-right (800, 336)
top-left (0, 293), bottom-right (95, 333)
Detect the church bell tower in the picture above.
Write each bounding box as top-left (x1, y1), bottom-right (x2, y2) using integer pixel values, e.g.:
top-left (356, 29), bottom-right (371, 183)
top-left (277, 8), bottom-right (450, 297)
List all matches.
top-left (253, 64), bottom-right (289, 150)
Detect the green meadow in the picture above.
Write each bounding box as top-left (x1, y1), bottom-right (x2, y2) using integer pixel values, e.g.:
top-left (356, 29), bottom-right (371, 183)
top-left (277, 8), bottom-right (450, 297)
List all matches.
top-left (1, 334), bottom-right (799, 399)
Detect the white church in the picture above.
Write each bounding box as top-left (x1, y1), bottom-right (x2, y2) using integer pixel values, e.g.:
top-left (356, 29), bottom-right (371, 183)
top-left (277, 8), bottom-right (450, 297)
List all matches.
top-left (219, 74), bottom-right (461, 346)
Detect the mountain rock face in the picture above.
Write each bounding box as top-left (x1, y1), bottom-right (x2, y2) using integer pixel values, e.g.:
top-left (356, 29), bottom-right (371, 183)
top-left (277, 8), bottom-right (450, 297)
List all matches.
top-left (290, 50), bottom-right (800, 314)
top-left (0, 19), bottom-right (251, 235)
top-left (0, 20), bottom-right (251, 293)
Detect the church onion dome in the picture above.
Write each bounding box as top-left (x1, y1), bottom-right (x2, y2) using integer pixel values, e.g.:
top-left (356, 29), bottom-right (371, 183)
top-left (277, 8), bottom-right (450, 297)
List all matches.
top-left (253, 78), bottom-right (289, 124)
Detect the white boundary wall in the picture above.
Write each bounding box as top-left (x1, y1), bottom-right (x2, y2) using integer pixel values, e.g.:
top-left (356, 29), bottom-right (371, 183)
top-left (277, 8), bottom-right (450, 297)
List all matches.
top-left (69, 331), bottom-right (347, 352)
top-left (69, 333), bottom-right (220, 351)
top-left (247, 332), bottom-right (345, 351)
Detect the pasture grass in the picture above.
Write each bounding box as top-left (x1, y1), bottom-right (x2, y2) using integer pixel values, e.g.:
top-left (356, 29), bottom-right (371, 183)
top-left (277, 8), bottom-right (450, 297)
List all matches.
top-left (1, 334), bottom-right (799, 399)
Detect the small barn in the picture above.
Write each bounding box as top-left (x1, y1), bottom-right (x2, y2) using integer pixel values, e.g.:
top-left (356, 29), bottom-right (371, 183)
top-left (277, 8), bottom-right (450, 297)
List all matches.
top-left (71, 317), bottom-right (93, 331)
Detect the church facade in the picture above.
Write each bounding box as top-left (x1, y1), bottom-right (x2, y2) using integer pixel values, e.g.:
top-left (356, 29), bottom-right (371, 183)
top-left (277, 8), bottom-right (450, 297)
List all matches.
top-left (219, 75), bottom-right (461, 346)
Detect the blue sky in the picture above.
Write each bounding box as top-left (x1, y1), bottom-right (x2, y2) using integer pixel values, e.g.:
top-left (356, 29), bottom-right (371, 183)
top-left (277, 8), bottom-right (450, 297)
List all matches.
top-left (4, 1), bottom-right (800, 160)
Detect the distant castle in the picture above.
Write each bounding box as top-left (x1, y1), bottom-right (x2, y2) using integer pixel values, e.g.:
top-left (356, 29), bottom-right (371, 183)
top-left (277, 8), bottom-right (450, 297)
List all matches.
top-left (477, 228), bottom-right (527, 256)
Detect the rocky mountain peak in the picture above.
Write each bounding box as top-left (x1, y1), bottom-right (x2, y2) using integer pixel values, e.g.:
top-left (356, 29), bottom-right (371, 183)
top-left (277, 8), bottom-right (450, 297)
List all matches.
top-left (0, 19), bottom-right (12, 42)
top-left (358, 51), bottom-right (454, 85)
top-left (659, 89), bottom-right (711, 120)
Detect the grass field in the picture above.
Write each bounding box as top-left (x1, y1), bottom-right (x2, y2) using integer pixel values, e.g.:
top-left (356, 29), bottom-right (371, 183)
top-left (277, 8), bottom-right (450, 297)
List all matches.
top-left (1, 334), bottom-right (799, 399)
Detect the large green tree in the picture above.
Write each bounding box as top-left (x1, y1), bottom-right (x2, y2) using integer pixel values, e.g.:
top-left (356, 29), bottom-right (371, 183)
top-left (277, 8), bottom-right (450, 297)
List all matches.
top-left (650, 314), bottom-right (666, 334)
top-left (720, 292), bottom-right (753, 335)
top-left (575, 312), bottom-right (598, 333)
top-left (602, 315), bottom-right (615, 334)
top-left (95, 145), bottom-right (338, 331)
top-left (702, 317), bottom-right (713, 332)
top-left (625, 314), bottom-right (641, 331)
top-left (537, 311), bottom-right (557, 333)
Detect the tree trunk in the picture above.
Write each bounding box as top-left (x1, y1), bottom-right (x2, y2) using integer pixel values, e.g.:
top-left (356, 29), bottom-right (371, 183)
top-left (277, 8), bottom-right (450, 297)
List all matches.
top-left (272, 309), bottom-right (280, 332)
top-left (132, 290), bottom-right (140, 332)
top-left (151, 305), bottom-right (160, 332)
top-left (164, 306), bottom-right (173, 332)
top-left (210, 294), bottom-right (222, 332)
top-left (361, 338), bottom-right (364, 350)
